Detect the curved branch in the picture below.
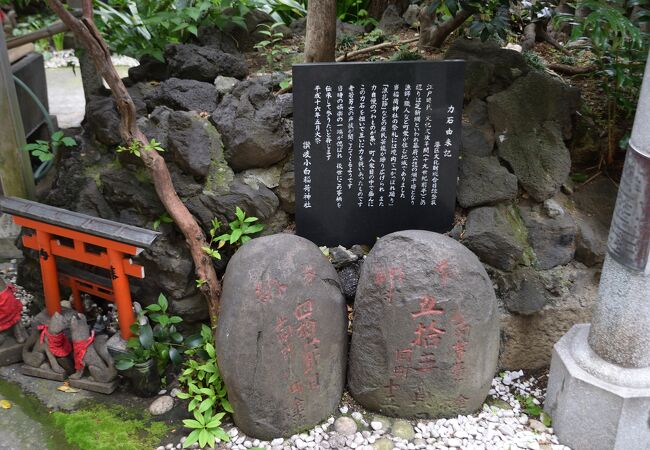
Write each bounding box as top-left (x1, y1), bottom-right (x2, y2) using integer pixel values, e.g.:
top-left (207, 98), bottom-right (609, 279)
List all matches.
top-left (46, 0), bottom-right (221, 325)
top-left (419, 9), bottom-right (472, 50)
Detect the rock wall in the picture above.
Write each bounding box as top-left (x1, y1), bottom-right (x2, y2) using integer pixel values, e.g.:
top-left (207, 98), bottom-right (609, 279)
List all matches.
top-left (445, 38), bottom-right (615, 369)
top-left (20, 33), bottom-right (615, 370)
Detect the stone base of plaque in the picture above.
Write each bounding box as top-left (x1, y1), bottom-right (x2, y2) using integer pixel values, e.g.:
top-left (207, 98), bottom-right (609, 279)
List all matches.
top-left (69, 377), bottom-right (119, 395)
top-left (0, 343), bottom-right (23, 366)
top-left (20, 364), bottom-right (67, 382)
top-left (545, 324), bottom-right (650, 450)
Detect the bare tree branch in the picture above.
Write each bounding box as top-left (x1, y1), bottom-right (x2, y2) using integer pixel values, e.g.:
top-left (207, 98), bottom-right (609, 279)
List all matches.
top-left (47, 0), bottom-right (222, 325)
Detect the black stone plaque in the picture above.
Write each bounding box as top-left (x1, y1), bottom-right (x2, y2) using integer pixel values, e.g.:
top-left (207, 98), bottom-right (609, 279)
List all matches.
top-left (293, 61), bottom-right (465, 247)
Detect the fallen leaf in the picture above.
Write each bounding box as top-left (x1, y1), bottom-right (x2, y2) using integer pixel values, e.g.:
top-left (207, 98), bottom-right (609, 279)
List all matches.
top-left (57, 385), bottom-right (80, 393)
top-left (0, 400), bottom-right (11, 409)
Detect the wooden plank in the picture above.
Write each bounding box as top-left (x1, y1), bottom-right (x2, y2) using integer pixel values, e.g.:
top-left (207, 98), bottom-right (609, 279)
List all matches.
top-left (0, 31), bottom-right (35, 198)
top-left (8, 44), bottom-right (35, 64)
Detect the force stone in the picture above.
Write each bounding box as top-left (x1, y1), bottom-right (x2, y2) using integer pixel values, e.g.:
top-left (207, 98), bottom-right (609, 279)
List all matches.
top-left (216, 234), bottom-right (347, 439)
top-left (348, 230), bottom-right (499, 418)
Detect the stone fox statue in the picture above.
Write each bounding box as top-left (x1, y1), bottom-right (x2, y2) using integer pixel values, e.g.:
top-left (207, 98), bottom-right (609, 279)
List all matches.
top-left (0, 279), bottom-right (27, 346)
top-left (22, 311), bottom-right (73, 374)
top-left (69, 313), bottom-right (117, 383)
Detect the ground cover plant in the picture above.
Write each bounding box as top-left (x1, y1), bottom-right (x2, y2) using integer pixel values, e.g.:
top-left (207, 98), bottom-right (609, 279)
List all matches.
top-left (52, 405), bottom-right (170, 450)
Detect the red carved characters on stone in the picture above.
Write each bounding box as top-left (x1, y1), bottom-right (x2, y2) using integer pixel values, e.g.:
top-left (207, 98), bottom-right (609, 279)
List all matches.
top-left (412, 321), bottom-right (445, 348)
top-left (411, 295), bottom-right (444, 318)
top-left (373, 266), bottom-right (404, 303)
top-left (256, 277), bottom-right (287, 303)
top-left (303, 265), bottom-right (316, 285)
top-left (275, 315), bottom-right (293, 360)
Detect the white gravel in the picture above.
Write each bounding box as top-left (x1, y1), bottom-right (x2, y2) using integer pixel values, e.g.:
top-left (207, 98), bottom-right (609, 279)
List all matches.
top-left (164, 370), bottom-right (571, 450)
top-left (44, 49), bottom-right (138, 69)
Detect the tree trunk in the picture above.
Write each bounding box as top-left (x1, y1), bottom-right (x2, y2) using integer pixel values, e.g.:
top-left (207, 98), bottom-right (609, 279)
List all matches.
top-left (368, 0), bottom-right (410, 20)
top-left (304, 0), bottom-right (336, 63)
top-left (419, 9), bottom-right (472, 50)
top-left (46, 0), bottom-right (222, 326)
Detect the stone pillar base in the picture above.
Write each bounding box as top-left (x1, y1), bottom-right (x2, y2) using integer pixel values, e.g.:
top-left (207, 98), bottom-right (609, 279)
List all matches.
top-left (545, 324), bottom-right (650, 450)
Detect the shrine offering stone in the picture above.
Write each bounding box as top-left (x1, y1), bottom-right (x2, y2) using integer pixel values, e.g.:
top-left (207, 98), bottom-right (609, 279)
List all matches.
top-left (216, 234), bottom-right (348, 439)
top-left (293, 61), bottom-right (465, 247)
top-left (348, 230), bottom-right (499, 418)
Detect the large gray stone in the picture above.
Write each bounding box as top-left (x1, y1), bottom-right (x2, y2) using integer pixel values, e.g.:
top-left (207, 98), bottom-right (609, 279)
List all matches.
top-left (488, 71), bottom-right (579, 201)
top-left (463, 205), bottom-right (533, 271)
top-left (187, 176), bottom-right (279, 232)
top-left (461, 99), bottom-right (495, 157)
top-left (456, 156), bottom-right (518, 208)
top-left (84, 96), bottom-right (122, 146)
top-left (496, 121), bottom-right (571, 202)
top-left (128, 54), bottom-right (169, 82)
top-left (216, 234), bottom-right (347, 439)
top-left (573, 211), bottom-right (608, 267)
top-left (497, 262), bottom-right (599, 369)
top-left (496, 267), bottom-right (549, 315)
top-left (348, 230), bottom-right (499, 418)
top-left (166, 111), bottom-right (224, 180)
top-left (545, 324), bottom-right (650, 450)
top-left (144, 78), bottom-right (219, 113)
top-left (518, 201), bottom-right (577, 270)
top-left (211, 80), bottom-right (293, 171)
top-left (488, 71), bottom-right (580, 141)
top-left (164, 44), bottom-right (248, 82)
top-left (275, 159), bottom-right (295, 214)
top-left (444, 38), bottom-right (529, 100)
top-left (378, 5), bottom-right (406, 33)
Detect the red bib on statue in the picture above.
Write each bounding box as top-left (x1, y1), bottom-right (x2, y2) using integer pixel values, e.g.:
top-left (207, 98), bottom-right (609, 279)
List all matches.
top-left (0, 285), bottom-right (22, 332)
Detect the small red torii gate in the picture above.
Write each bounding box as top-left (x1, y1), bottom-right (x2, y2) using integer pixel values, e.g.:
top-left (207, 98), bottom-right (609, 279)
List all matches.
top-left (0, 196), bottom-right (159, 339)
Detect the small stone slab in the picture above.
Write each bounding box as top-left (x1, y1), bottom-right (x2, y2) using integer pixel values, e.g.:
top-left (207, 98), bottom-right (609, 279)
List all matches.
top-left (349, 230), bottom-right (499, 419)
top-left (69, 378), bottom-right (119, 395)
top-left (21, 364), bottom-right (67, 382)
top-left (0, 343), bottom-right (23, 366)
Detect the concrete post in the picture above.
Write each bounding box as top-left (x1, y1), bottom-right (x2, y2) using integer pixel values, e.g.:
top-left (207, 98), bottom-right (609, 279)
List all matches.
top-left (545, 50), bottom-right (650, 449)
top-left (0, 31), bottom-right (35, 199)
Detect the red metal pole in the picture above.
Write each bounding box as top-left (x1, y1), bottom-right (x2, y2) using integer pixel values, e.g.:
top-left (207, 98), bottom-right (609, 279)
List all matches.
top-left (107, 248), bottom-right (135, 339)
top-left (35, 229), bottom-right (62, 315)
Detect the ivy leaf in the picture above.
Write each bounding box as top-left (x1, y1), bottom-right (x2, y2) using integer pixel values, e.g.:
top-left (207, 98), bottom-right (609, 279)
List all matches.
top-left (138, 324), bottom-right (154, 349)
top-left (115, 359), bottom-right (134, 371)
top-left (169, 346), bottom-right (182, 366)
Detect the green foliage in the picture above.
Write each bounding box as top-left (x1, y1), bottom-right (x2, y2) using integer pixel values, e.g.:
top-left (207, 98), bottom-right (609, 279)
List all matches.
top-left (178, 324), bottom-right (232, 448)
top-left (254, 22), bottom-right (292, 69)
top-left (116, 138), bottom-right (165, 158)
top-left (428, 0), bottom-right (513, 42)
top-left (94, 0), bottom-right (253, 60)
top-left (114, 293), bottom-right (184, 375)
top-left (215, 206), bottom-right (264, 246)
top-left (360, 28), bottom-right (387, 47)
top-left (52, 405), bottom-right (169, 450)
top-left (337, 33), bottom-right (357, 51)
top-left (9, 12), bottom-right (59, 54)
top-left (251, 0), bottom-right (306, 24)
top-left (390, 45), bottom-right (423, 61)
top-left (23, 131), bottom-right (76, 162)
top-left (336, 0), bottom-right (377, 27)
top-left (517, 394), bottom-right (552, 427)
top-left (153, 212), bottom-right (173, 230)
top-left (555, 0), bottom-right (648, 117)
top-left (522, 50), bottom-right (547, 71)
top-left (202, 207), bottom-right (264, 260)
